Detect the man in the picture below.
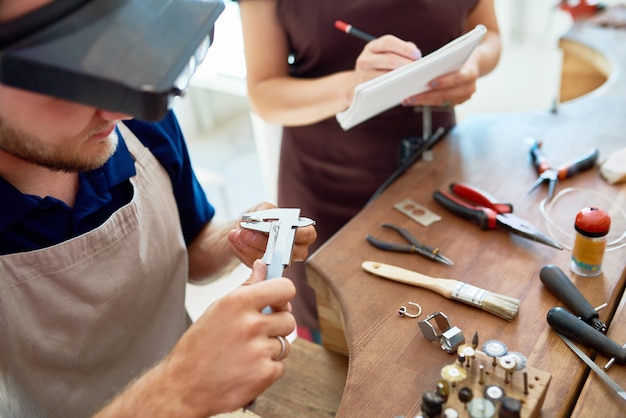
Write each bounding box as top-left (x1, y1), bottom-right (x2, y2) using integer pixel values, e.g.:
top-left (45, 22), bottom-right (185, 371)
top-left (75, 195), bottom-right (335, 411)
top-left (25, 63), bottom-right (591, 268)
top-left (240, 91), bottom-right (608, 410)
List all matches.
top-left (0, 0), bottom-right (316, 416)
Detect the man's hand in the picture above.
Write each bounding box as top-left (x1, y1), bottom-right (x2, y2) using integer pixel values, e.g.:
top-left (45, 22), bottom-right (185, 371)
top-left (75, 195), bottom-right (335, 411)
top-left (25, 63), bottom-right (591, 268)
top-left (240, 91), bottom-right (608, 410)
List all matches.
top-left (188, 202), bottom-right (316, 282)
top-left (166, 260), bottom-right (296, 415)
top-left (228, 202), bottom-right (317, 268)
top-left (95, 260), bottom-right (297, 417)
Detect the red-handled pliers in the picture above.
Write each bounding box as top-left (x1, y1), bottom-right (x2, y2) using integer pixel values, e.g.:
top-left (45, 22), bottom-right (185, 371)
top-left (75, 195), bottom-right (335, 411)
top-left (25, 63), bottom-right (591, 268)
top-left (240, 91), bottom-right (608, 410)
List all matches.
top-left (433, 182), bottom-right (564, 250)
top-left (527, 139), bottom-right (599, 200)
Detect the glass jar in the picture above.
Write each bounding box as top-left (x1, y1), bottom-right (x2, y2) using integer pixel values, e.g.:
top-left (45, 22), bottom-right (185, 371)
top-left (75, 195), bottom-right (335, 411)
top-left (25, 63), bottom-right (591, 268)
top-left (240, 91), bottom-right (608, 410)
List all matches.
top-left (570, 207), bottom-right (611, 277)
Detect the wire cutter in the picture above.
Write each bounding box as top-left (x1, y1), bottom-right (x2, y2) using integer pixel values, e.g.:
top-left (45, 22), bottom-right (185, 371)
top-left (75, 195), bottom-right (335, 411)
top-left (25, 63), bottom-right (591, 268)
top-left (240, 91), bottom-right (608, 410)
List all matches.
top-left (366, 223), bottom-right (454, 265)
top-left (527, 139), bottom-right (599, 200)
top-left (433, 182), bottom-right (564, 250)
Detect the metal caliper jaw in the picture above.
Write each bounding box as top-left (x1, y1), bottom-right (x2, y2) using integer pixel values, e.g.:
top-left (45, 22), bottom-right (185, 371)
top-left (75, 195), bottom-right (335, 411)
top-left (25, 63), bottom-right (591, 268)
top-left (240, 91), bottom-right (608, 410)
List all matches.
top-left (240, 208), bottom-right (315, 280)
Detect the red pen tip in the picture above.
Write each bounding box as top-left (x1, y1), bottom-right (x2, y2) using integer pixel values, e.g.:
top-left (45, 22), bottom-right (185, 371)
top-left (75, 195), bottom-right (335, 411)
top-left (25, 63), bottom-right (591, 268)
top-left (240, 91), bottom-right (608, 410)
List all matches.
top-left (334, 20), bottom-right (349, 33)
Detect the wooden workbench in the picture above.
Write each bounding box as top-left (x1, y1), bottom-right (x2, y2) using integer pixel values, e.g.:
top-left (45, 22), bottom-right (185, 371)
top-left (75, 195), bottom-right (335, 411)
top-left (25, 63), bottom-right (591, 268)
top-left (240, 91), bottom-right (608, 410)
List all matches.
top-left (306, 19), bottom-right (626, 418)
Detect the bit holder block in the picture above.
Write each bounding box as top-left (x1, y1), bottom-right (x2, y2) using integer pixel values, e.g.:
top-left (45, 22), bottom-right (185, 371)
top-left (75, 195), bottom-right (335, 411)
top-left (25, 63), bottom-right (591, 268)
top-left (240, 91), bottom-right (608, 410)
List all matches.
top-left (425, 350), bottom-right (551, 417)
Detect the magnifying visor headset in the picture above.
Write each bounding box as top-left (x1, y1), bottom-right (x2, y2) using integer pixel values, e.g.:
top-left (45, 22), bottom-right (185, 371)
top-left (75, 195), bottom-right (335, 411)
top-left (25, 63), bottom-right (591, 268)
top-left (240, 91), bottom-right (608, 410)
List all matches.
top-left (0, 0), bottom-right (225, 121)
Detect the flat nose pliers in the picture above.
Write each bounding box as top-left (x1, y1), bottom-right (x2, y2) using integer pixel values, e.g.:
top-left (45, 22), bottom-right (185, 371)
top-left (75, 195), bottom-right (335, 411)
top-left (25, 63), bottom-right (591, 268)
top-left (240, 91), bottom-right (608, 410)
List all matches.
top-left (433, 182), bottom-right (564, 250)
top-left (527, 139), bottom-right (599, 200)
top-left (366, 223), bottom-right (454, 265)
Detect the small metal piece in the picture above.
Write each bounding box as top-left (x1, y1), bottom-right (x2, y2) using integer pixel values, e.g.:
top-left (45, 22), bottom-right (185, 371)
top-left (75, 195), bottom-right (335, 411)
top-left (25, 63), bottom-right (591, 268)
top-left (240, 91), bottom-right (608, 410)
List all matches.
top-left (419, 312), bottom-right (465, 353)
top-left (441, 327), bottom-right (465, 354)
top-left (398, 301), bottom-right (422, 318)
top-left (443, 407), bottom-right (460, 418)
top-left (479, 365), bottom-right (485, 385)
top-left (472, 331), bottom-right (479, 348)
top-left (498, 355), bottom-right (517, 371)
top-left (436, 379), bottom-right (451, 402)
top-left (421, 390), bottom-right (446, 417)
top-left (498, 355), bottom-right (516, 384)
top-left (440, 364), bottom-right (468, 384)
top-left (274, 336), bottom-right (288, 361)
top-left (605, 343), bottom-right (626, 370)
top-left (559, 334), bottom-right (626, 401)
top-left (595, 302), bottom-right (608, 312)
top-left (504, 352), bottom-right (527, 370)
top-left (500, 396), bottom-right (523, 418)
top-left (457, 344), bottom-right (476, 368)
top-left (393, 198), bottom-right (442, 227)
top-left (421, 105), bottom-right (432, 139)
top-left (467, 398), bottom-right (496, 418)
top-left (458, 353), bottom-right (466, 366)
top-left (482, 340), bottom-right (508, 366)
top-left (458, 386), bottom-right (473, 406)
top-left (523, 370), bottom-right (529, 395)
top-left (483, 385), bottom-right (506, 404)
top-left (419, 312), bottom-right (453, 342)
top-left (497, 354), bottom-right (517, 384)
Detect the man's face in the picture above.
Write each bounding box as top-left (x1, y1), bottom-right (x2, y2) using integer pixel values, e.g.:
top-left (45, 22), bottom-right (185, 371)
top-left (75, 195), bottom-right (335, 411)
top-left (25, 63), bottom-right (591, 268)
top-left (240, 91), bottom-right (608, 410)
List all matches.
top-left (0, 0), bottom-right (131, 172)
top-left (0, 86), bottom-right (123, 172)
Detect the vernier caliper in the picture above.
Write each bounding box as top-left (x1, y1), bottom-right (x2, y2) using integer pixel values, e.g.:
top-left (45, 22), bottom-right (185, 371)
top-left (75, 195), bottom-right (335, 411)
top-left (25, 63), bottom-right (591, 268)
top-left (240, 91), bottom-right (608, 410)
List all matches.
top-left (240, 208), bottom-right (315, 280)
top-left (241, 208), bottom-right (315, 343)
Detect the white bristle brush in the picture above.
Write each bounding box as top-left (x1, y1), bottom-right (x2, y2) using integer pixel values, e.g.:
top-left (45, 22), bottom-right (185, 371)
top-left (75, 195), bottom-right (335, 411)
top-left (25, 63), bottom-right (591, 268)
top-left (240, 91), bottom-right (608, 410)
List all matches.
top-left (362, 261), bottom-right (520, 321)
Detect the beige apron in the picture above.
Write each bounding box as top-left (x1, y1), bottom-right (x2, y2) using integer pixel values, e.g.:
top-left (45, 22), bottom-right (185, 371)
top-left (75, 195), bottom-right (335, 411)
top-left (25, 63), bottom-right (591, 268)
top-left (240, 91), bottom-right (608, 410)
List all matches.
top-left (0, 124), bottom-right (190, 417)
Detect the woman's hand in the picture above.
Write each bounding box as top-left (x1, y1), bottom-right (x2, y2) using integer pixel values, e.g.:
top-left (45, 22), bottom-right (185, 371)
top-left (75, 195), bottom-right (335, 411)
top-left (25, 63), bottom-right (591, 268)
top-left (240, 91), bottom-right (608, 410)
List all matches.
top-left (353, 35), bottom-right (422, 87)
top-left (401, 57), bottom-right (480, 108)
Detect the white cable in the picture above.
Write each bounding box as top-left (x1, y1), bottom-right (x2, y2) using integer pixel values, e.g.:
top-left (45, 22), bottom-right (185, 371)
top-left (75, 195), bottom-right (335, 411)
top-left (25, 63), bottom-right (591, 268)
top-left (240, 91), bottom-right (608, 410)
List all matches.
top-left (539, 187), bottom-right (626, 252)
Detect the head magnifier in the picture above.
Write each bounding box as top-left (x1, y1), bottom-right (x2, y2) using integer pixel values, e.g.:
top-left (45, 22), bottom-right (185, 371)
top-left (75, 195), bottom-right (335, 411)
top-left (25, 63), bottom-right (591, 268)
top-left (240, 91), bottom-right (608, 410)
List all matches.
top-left (0, 0), bottom-right (224, 121)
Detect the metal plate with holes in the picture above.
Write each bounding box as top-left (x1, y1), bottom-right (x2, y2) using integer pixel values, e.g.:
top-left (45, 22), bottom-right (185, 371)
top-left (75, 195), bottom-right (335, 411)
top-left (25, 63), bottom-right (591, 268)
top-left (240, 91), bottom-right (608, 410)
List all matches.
top-left (394, 198), bottom-right (441, 227)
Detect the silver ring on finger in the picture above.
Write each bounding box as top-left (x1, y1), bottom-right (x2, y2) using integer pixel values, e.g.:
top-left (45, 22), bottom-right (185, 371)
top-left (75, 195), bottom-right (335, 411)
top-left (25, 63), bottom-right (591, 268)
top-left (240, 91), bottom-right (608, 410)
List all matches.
top-left (274, 336), bottom-right (288, 361)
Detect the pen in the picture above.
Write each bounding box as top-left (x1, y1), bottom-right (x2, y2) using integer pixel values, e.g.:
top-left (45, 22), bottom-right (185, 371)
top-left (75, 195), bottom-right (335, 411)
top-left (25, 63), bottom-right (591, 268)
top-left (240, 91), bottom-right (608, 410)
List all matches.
top-left (334, 20), bottom-right (376, 42)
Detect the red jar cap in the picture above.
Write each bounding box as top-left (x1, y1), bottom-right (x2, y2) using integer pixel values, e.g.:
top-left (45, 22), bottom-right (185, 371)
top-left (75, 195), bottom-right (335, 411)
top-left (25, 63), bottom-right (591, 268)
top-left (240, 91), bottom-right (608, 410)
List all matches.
top-left (575, 207), bottom-right (611, 237)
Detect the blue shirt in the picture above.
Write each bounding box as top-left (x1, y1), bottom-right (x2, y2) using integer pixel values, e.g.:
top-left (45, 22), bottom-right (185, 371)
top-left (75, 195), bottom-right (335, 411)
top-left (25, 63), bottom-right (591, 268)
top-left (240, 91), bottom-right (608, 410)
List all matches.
top-left (0, 111), bottom-right (215, 256)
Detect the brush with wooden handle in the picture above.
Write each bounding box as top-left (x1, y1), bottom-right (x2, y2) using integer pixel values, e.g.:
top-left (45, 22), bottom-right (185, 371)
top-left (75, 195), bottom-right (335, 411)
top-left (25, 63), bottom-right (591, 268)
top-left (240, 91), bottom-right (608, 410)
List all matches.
top-left (362, 261), bottom-right (520, 321)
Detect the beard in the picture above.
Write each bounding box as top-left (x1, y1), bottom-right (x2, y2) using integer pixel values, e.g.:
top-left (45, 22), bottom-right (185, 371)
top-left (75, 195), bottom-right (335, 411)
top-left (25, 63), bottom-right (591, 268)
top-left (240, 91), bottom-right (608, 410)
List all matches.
top-left (0, 117), bottom-right (119, 172)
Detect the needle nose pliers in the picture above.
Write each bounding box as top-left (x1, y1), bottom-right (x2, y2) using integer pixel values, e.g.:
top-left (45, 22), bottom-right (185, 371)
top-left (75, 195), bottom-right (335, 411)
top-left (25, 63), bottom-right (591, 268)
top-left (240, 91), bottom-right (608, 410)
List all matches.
top-left (366, 223), bottom-right (454, 265)
top-left (527, 139), bottom-right (599, 200)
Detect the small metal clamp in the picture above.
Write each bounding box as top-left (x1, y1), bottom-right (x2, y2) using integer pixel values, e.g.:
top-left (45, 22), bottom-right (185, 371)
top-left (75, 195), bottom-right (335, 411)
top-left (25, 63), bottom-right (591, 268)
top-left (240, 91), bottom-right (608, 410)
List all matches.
top-left (419, 312), bottom-right (465, 354)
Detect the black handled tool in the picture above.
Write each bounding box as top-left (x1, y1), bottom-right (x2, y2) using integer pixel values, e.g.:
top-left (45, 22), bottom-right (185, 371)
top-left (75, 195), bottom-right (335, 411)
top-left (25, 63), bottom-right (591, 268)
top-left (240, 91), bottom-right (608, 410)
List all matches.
top-left (547, 307), bottom-right (626, 365)
top-left (540, 264), bottom-right (607, 333)
top-left (366, 223), bottom-right (453, 265)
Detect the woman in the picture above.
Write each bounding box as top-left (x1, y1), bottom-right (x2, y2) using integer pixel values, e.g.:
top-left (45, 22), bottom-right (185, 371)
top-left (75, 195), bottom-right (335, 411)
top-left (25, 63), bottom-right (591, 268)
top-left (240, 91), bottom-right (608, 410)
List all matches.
top-left (236, 0), bottom-right (501, 341)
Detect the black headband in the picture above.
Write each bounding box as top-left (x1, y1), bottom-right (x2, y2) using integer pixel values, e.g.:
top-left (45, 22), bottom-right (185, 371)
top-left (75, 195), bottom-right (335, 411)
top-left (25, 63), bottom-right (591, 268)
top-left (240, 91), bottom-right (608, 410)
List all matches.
top-left (0, 0), bottom-right (225, 121)
top-left (0, 0), bottom-right (93, 48)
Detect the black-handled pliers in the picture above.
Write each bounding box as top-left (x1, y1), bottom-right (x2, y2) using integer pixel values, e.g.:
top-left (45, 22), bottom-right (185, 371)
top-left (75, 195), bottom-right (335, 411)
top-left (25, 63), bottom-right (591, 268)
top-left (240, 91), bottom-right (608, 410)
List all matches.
top-left (433, 182), bottom-right (564, 250)
top-left (527, 139), bottom-right (599, 200)
top-left (366, 223), bottom-right (453, 265)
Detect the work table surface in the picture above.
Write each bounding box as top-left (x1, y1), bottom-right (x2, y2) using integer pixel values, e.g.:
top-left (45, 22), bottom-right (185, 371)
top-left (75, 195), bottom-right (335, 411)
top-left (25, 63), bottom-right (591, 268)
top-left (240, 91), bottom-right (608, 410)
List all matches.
top-left (306, 22), bottom-right (626, 418)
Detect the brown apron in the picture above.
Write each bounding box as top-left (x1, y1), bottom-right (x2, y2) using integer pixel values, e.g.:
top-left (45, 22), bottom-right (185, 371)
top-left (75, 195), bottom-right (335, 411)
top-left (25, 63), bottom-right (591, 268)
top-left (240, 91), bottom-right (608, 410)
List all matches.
top-left (0, 124), bottom-right (190, 417)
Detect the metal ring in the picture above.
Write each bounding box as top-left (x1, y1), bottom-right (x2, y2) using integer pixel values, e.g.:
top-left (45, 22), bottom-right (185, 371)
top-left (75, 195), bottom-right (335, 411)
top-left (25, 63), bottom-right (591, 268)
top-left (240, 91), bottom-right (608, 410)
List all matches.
top-left (398, 301), bottom-right (422, 318)
top-left (274, 336), bottom-right (288, 361)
